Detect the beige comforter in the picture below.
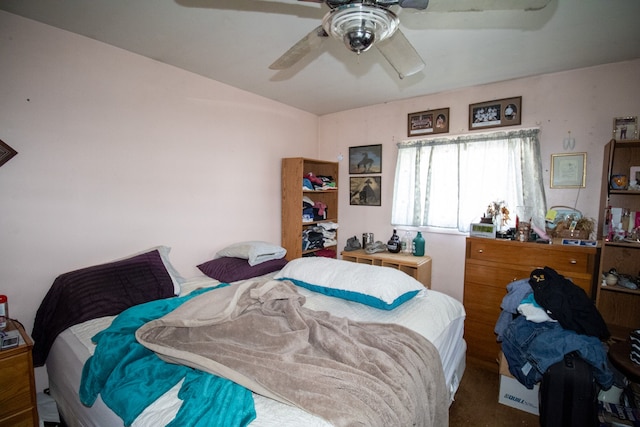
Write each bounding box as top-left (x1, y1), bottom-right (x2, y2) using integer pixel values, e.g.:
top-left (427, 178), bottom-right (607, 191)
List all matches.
top-left (136, 279), bottom-right (448, 427)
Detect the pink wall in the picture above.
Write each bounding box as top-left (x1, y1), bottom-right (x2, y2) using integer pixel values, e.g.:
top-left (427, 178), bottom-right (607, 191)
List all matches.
top-left (0, 10), bottom-right (318, 388)
top-left (319, 59), bottom-right (640, 301)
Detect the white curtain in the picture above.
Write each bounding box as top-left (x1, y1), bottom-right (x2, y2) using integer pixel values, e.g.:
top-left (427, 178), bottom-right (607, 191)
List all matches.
top-left (391, 128), bottom-right (547, 232)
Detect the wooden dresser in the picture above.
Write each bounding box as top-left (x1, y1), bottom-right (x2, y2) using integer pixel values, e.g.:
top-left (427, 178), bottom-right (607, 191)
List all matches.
top-left (0, 320), bottom-right (38, 427)
top-left (341, 249), bottom-right (432, 289)
top-left (463, 237), bottom-right (600, 371)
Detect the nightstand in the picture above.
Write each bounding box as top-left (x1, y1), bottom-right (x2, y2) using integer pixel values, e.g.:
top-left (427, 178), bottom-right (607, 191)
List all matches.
top-left (340, 249), bottom-right (432, 288)
top-left (0, 319), bottom-right (38, 427)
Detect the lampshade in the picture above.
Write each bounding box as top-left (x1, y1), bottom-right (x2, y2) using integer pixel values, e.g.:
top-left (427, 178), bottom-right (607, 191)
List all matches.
top-left (322, 4), bottom-right (399, 54)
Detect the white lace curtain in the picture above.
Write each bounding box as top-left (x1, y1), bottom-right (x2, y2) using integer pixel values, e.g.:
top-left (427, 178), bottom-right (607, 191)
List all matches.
top-left (391, 128), bottom-right (547, 232)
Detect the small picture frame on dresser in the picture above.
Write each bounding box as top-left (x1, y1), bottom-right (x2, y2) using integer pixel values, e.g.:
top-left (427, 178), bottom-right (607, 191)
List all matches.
top-left (0, 330), bottom-right (20, 349)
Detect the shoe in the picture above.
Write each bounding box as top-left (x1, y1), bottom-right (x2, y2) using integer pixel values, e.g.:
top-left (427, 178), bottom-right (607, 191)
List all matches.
top-left (343, 236), bottom-right (361, 251)
top-left (365, 241), bottom-right (387, 254)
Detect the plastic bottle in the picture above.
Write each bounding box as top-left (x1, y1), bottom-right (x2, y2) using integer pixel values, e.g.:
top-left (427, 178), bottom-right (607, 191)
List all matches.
top-left (0, 295), bottom-right (7, 331)
top-left (402, 231), bottom-right (412, 254)
top-left (412, 232), bottom-right (425, 257)
top-left (387, 229), bottom-right (401, 253)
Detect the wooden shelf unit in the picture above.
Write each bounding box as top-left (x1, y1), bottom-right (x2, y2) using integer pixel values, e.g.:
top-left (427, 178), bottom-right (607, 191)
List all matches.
top-left (281, 158), bottom-right (338, 260)
top-left (340, 249), bottom-right (432, 289)
top-left (596, 139), bottom-right (640, 341)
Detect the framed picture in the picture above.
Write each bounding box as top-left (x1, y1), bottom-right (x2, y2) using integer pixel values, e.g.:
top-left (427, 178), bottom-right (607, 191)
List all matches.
top-left (407, 107), bottom-right (450, 137)
top-left (469, 96), bottom-right (522, 130)
top-left (348, 144), bottom-right (382, 174)
top-left (349, 176), bottom-right (381, 206)
top-left (0, 139), bottom-right (18, 168)
top-left (612, 116), bottom-right (638, 140)
top-left (550, 152), bottom-right (587, 188)
top-left (630, 166), bottom-right (640, 187)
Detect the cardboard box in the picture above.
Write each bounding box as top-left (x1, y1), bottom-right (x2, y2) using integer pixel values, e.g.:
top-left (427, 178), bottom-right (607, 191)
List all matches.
top-left (498, 352), bottom-right (539, 415)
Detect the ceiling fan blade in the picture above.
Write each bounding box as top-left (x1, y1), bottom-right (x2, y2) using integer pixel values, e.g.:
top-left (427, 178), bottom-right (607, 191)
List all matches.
top-left (375, 29), bottom-right (425, 79)
top-left (398, 0), bottom-right (430, 10)
top-left (424, 0), bottom-right (552, 12)
top-left (269, 25), bottom-right (328, 70)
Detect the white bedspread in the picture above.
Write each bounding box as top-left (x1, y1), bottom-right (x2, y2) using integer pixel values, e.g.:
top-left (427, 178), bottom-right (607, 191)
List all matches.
top-left (50, 274), bottom-right (466, 427)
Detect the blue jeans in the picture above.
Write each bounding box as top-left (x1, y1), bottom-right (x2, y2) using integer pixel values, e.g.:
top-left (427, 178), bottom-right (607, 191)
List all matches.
top-left (502, 315), bottom-right (612, 389)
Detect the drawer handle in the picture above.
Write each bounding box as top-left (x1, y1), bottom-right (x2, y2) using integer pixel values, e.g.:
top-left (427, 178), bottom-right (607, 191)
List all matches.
top-left (569, 259), bottom-right (577, 264)
top-left (477, 249), bottom-right (483, 253)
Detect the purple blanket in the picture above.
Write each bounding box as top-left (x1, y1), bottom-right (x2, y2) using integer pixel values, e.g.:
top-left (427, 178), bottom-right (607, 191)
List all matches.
top-left (32, 250), bottom-right (175, 366)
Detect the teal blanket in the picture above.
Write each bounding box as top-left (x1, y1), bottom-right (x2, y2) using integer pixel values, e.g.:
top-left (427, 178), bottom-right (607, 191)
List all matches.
top-left (79, 286), bottom-right (256, 427)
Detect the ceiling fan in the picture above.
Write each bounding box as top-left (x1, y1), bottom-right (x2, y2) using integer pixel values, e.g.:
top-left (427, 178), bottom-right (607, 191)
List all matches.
top-left (269, 0), bottom-right (552, 79)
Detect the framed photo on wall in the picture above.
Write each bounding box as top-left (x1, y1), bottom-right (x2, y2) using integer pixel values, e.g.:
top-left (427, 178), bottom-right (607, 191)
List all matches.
top-left (0, 139), bottom-right (17, 168)
top-left (550, 152), bottom-right (587, 188)
top-left (407, 107), bottom-right (450, 137)
top-left (469, 96), bottom-right (521, 130)
top-left (349, 176), bottom-right (381, 206)
top-left (612, 116), bottom-right (638, 140)
top-left (348, 144), bottom-right (382, 174)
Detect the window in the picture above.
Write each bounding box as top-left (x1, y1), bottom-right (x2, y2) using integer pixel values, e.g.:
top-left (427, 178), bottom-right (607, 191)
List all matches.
top-left (391, 128), bottom-right (546, 233)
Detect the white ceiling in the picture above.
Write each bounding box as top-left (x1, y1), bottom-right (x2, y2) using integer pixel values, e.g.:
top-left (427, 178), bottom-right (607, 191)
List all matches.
top-left (2, 0), bottom-right (640, 115)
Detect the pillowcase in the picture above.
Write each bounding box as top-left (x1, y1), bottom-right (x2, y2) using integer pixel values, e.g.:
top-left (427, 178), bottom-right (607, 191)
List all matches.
top-left (31, 249), bottom-right (177, 366)
top-left (197, 257), bottom-right (288, 283)
top-left (116, 246), bottom-right (185, 295)
top-left (273, 257), bottom-right (424, 310)
top-left (215, 241), bottom-right (287, 266)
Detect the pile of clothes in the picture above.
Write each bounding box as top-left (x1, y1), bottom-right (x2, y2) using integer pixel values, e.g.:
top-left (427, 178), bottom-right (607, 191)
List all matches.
top-left (495, 266), bottom-right (613, 390)
top-left (302, 173), bottom-right (337, 191)
top-left (303, 196), bottom-right (327, 223)
top-left (302, 222), bottom-right (338, 252)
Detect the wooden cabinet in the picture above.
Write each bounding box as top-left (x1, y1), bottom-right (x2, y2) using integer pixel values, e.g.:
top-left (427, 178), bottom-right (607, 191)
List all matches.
top-left (0, 320), bottom-right (38, 427)
top-left (596, 139), bottom-right (640, 341)
top-left (282, 158), bottom-right (338, 260)
top-left (463, 237), bottom-right (600, 371)
top-left (340, 249), bottom-right (432, 289)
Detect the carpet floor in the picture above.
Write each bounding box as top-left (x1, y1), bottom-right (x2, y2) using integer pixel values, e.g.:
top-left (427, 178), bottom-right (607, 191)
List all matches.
top-left (449, 359), bottom-right (540, 426)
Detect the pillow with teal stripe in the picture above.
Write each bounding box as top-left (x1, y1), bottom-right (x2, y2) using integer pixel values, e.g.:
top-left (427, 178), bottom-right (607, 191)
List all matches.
top-left (273, 257), bottom-right (424, 310)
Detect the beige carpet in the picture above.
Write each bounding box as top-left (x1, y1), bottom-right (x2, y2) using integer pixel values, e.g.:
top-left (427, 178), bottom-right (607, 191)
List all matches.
top-left (449, 359), bottom-right (540, 426)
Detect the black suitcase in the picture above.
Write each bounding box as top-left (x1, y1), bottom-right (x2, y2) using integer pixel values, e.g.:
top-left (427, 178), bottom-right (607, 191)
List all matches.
top-left (539, 352), bottom-right (599, 427)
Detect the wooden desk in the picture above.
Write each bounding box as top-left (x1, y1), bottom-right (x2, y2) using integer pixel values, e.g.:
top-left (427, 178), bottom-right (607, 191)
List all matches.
top-left (340, 249), bottom-right (432, 289)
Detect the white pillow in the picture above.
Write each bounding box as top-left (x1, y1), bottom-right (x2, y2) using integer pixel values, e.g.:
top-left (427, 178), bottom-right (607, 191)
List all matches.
top-left (273, 257), bottom-right (425, 310)
top-left (215, 241), bottom-right (287, 266)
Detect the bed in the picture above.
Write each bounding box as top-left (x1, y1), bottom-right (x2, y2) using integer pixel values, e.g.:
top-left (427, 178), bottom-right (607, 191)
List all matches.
top-left (34, 245), bottom-right (466, 427)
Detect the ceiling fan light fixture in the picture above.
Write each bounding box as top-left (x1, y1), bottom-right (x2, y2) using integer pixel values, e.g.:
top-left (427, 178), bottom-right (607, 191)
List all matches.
top-left (322, 4), bottom-right (399, 54)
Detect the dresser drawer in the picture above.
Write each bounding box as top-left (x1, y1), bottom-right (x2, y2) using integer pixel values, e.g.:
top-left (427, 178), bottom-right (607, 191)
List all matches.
top-left (464, 321), bottom-right (501, 368)
top-left (0, 410), bottom-right (36, 427)
top-left (0, 352), bottom-right (33, 419)
top-left (466, 259), bottom-right (592, 299)
top-left (465, 262), bottom-right (531, 290)
top-left (466, 239), bottom-right (592, 275)
top-left (463, 281), bottom-right (507, 324)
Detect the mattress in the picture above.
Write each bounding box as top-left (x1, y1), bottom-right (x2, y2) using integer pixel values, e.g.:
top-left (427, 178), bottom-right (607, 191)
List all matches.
top-left (47, 275), bottom-right (466, 427)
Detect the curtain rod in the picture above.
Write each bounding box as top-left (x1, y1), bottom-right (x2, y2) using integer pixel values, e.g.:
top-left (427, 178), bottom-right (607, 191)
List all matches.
top-left (398, 126), bottom-right (540, 147)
